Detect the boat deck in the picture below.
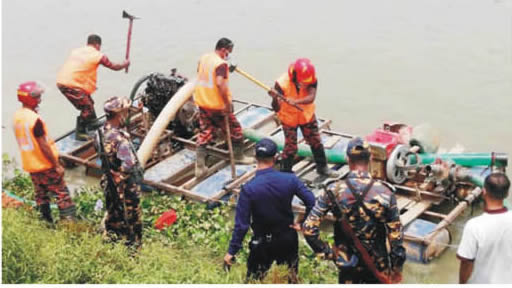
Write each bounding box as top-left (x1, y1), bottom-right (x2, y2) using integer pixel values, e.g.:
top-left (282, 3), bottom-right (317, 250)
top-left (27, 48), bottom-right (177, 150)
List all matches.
top-left (56, 99), bottom-right (486, 263)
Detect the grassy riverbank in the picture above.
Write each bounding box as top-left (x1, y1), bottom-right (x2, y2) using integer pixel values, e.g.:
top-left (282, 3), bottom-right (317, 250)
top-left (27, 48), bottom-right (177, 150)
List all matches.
top-left (2, 156), bottom-right (337, 284)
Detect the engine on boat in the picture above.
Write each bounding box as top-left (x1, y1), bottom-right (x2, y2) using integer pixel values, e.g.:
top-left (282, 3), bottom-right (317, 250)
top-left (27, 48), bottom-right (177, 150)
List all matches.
top-left (141, 69), bottom-right (199, 139)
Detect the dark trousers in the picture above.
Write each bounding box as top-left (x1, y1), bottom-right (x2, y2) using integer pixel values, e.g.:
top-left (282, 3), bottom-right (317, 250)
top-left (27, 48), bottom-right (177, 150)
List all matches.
top-left (246, 229), bottom-right (299, 283)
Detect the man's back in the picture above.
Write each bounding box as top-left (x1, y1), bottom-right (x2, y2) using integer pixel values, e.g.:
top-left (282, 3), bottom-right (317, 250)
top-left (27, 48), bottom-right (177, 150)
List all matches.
top-left (458, 209), bottom-right (512, 283)
top-left (242, 168), bottom-right (314, 231)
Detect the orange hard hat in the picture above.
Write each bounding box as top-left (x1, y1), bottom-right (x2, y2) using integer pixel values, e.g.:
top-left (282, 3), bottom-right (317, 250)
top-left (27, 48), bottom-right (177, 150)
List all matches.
top-left (293, 58), bottom-right (316, 84)
top-left (17, 81), bottom-right (44, 107)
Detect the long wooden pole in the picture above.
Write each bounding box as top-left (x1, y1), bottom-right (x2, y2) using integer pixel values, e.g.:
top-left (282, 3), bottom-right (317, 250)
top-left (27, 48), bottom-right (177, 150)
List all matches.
top-left (234, 67), bottom-right (303, 111)
top-left (124, 19), bottom-right (133, 73)
top-left (224, 115), bottom-right (237, 180)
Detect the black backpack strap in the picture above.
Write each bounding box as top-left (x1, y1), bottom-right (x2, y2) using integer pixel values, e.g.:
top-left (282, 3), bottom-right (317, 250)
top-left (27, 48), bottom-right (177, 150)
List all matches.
top-left (346, 178), bottom-right (375, 214)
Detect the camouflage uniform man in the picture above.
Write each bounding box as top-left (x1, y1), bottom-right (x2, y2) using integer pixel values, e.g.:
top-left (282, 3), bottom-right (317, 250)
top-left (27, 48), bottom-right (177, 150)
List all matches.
top-left (13, 81), bottom-right (76, 224)
top-left (97, 96), bottom-right (143, 250)
top-left (302, 137), bottom-right (406, 284)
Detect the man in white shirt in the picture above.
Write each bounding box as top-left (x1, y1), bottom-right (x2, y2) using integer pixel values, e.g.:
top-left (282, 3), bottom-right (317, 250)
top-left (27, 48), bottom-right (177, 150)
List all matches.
top-left (457, 172), bottom-right (512, 284)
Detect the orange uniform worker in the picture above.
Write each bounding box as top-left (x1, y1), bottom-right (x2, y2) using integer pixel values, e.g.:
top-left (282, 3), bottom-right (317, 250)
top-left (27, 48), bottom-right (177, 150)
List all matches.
top-left (57, 34), bottom-right (130, 140)
top-left (13, 81), bottom-right (76, 224)
top-left (269, 58), bottom-right (338, 177)
top-left (193, 37), bottom-right (252, 179)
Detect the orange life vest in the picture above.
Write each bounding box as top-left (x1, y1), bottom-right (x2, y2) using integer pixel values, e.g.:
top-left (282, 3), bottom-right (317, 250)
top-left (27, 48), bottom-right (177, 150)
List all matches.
top-left (276, 73), bottom-right (316, 126)
top-left (56, 45), bottom-right (104, 94)
top-left (13, 108), bottom-right (59, 173)
top-left (194, 52), bottom-right (232, 110)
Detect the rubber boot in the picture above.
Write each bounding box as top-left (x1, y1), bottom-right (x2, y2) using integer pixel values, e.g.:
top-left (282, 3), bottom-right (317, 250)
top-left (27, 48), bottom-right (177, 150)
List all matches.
top-left (280, 157), bottom-right (294, 173)
top-left (233, 143), bottom-right (255, 164)
top-left (75, 116), bottom-right (90, 141)
top-left (38, 203), bottom-right (53, 224)
top-left (84, 117), bottom-right (103, 131)
top-left (312, 147), bottom-right (340, 178)
top-left (195, 146), bottom-right (209, 179)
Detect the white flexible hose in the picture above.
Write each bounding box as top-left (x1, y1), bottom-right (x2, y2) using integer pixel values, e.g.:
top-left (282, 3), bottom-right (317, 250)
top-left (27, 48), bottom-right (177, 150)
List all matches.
top-left (137, 78), bottom-right (197, 167)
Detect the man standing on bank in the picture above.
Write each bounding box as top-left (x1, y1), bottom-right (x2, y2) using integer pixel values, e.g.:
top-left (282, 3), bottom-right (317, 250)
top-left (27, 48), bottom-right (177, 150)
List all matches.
top-left (194, 37), bottom-right (253, 179)
top-left (98, 96), bottom-right (143, 251)
top-left (224, 138), bottom-right (315, 283)
top-left (13, 81), bottom-right (76, 224)
top-left (302, 137), bottom-right (406, 284)
top-left (57, 34), bottom-right (130, 140)
top-left (457, 172), bottom-right (512, 284)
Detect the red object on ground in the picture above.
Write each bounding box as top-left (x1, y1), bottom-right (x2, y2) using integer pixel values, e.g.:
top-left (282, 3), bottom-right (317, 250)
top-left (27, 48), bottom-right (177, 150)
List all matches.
top-left (154, 209), bottom-right (177, 230)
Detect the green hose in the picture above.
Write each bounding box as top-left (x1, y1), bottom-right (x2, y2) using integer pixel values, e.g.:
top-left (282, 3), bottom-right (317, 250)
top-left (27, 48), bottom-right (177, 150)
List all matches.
top-left (408, 153), bottom-right (507, 168)
top-left (243, 128), bottom-right (347, 164)
top-left (3, 189), bottom-right (58, 209)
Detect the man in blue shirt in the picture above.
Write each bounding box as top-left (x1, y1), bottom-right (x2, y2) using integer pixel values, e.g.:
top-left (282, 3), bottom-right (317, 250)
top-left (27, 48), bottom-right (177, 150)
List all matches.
top-left (224, 138), bottom-right (316, 283)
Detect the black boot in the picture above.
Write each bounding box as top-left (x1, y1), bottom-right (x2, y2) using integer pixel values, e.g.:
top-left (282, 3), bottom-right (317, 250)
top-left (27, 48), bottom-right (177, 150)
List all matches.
top-left (280, 157), bottom-right (294, 173)
top-left (38, 203), bottom-right (53, 224)
top-left (312, 147), bottom-right (339, 178)
top-left (75, 116), bottom-right (90, 141)
top-left (84, 116), bottom-right (103, 131)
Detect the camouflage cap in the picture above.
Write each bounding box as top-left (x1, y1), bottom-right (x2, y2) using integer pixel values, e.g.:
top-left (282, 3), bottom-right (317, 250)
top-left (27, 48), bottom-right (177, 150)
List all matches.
top-left (104, 96), bottom-right (131, 114)
top-left (346, 137), bottom-right (371, 159)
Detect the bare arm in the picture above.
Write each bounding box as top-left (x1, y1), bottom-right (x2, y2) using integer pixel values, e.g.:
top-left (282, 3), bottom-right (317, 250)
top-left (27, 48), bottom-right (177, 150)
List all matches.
top-left (216, 75), bottom-right (231, 112)
top-left (269, 82), bottom-right (282, 112)
top-left (36, 136), bottom-right (59, 168)
top-left (294, 86), bottom-right (316, 105)
top-left (100, 55), bottom-right (130, 71)
top-left (458, 258), bottom-right (474, 284)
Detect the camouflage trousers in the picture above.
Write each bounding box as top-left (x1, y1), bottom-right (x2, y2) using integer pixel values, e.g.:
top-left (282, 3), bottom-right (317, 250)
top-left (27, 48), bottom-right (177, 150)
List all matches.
top-left (197, 107), bottom-right (243, 146)
top-left (282, 116), bottom-right (324, 161)
top-left (100, 176), bottom-right (143, 250)
top-left (30, 168), bottom-right (76, 217)
top-left (57, 84), bottom-right (97, 120)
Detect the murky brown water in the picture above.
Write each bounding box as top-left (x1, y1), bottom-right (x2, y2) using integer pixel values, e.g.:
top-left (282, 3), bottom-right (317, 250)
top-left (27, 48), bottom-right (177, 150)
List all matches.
top-left (2, 0), bottom-right (512, 283)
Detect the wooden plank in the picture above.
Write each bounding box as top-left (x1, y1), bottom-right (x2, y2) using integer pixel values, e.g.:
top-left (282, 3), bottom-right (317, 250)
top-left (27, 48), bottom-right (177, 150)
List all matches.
top-left (323, 135), bottom-right (342, 149)
top-left (396, 196), bottom-right (414, 210)
top-left (143, 179), bottom-right (210, 202)
top-left (399, 201), bottom-right (432, 226)
top-left (209, 168), bottom-right (257, 201)
top-left (181, 160), bottom-right (228, 190)
top-left (423, 210), bottom-right (448, 220)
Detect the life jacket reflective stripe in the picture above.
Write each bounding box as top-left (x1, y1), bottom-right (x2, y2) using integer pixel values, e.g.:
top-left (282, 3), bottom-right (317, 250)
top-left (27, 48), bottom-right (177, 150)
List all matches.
top-left (194, 52), bottom-right (232, 110)
top-left (276, 73), bottom-right (316, 126)
top-left (13, 108), bottom-right (59, 173)
top-left (56, 45), bottom-right (103, 94)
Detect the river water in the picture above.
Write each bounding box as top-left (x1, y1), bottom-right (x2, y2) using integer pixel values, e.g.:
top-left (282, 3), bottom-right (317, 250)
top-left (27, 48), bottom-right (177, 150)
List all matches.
top-left (2, 0), bottom-right (512, 284)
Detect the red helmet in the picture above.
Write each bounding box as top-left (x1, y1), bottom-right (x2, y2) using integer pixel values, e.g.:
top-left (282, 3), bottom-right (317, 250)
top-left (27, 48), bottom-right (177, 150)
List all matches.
top-left (17, 81), bottom-right (44, 107)
top-left (292, 58), bottom-right (316, 84)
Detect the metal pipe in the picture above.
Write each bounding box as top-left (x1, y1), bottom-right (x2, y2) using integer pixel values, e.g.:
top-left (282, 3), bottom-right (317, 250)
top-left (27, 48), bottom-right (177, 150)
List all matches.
top-left (243, 128), bottom-right (347, 163)
top-left (409, 152), bottom-right (507, 168)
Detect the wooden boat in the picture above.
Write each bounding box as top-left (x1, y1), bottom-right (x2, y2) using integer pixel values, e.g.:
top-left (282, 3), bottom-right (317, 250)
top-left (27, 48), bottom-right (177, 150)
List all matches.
top-left (55, 71), bottom-right (508, 263)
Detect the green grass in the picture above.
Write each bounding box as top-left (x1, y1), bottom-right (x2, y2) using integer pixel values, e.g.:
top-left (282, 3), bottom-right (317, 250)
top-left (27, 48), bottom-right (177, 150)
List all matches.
top-left (2, 154), bottom-right (338, 284)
